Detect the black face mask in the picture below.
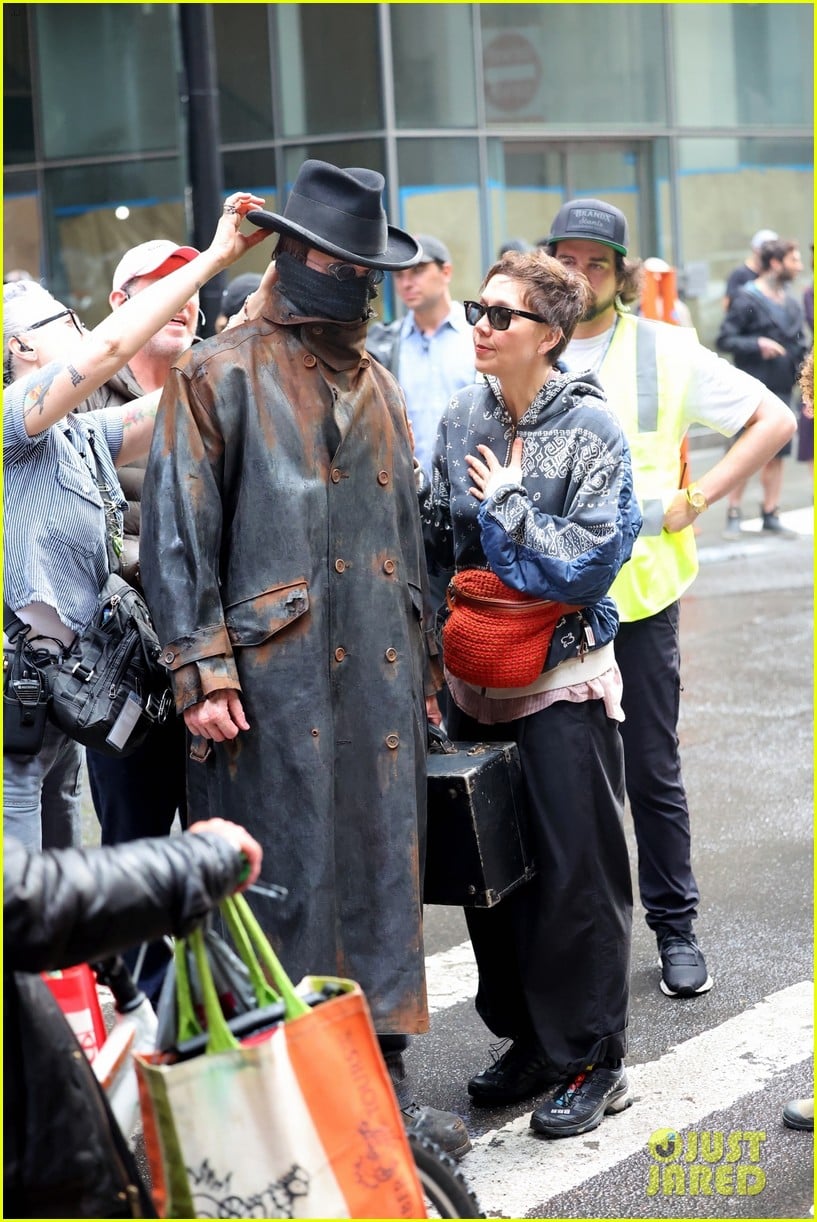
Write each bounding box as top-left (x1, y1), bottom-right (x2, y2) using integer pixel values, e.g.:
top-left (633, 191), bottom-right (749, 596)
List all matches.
top-left (276, 253), bottom-right (378, 323)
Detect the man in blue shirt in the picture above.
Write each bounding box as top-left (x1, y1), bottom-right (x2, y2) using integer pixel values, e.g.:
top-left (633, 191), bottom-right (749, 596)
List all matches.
top-left (367, 234), bottom-right (476, 478)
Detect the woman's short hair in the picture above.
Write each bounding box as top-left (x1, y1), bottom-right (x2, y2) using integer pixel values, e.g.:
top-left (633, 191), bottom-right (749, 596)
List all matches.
top-left (480, 249), bottom-right (592, 364)
top-left (3, 280), bottom-right (65, 386)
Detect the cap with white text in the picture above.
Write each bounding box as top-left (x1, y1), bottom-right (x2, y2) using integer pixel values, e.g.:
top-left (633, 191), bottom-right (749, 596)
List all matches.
top-left (548, 198), bottom-right (629, 256)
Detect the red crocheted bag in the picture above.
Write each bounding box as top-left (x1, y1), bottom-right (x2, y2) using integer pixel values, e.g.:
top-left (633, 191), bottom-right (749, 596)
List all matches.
top-left (443, 568), bottom-right (575, 689)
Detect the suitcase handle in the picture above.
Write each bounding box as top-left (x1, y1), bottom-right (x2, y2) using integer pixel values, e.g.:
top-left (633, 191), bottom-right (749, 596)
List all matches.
top-left (427, 722), bottom-right (458, 755)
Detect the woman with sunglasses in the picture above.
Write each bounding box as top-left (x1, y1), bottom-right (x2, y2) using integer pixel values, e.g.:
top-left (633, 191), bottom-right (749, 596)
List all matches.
top-left (422, 249), bottom-right (642, 1139)
top-left (3, 191), bottom-right (269, 854)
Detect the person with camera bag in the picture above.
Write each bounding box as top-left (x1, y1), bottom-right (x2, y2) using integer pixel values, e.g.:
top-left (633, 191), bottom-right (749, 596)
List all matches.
top-left (3, 191), bottom-right (270, 853)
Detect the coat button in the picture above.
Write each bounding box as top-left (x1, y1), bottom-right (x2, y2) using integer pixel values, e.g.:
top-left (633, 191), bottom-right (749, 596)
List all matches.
top-left (331, 468), bottom-right (342, 483)
top-left (303, 353), bottom-right (317, 367)
top-left (360, 356), bottom-right (370, 368)
top-left (311, 727), bottom-right (320, 738)
top-left (334, 559), bottom-right (346, 573)
top-left (383, 559), bottom-right (395, 575)
top-left (312, 326), bottom-right (323, 335)
top-left (385, 733), bottom-right (399, 749)
top-left (377, 470), bottom-right (390, 486)
top-left (334, 647), bottom-right (346, 662)
top-left (162, 649), bottom-right (175, 664)
top-left (385, 648), bottom-right (397, 662)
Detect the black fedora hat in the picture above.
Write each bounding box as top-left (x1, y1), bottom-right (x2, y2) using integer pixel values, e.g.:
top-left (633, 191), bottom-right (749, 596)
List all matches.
top-left (246, 160), bottom-right (421, 270)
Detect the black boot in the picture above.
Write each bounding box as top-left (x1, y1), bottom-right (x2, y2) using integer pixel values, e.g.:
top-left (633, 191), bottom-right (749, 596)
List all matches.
top-left (384, 1051), bottom-right (472, 1160)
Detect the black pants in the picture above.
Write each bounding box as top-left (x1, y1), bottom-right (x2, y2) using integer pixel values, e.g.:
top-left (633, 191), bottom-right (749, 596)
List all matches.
top-left (87, 715), bottom-right (188, 1004)
top-left (446, 697), bottom-right (632, 1076)
top-left (615, 602), bottom-right (700, 937)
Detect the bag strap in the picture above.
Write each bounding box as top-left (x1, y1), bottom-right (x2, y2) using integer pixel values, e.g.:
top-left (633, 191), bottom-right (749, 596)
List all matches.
top-left (225, 894), bottom-right (310, 1020)
top-left (3, 599), bottom-right (29, 644)
top-left (177, 895), bottom-right (311, 1056)
top-left (447, 577), bottom-right (557, 614)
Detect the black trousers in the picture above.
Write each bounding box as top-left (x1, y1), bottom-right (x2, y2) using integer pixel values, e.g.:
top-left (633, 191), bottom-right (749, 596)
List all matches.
top-left (615, 602), bottom-right (700, 937)
top-left (87, 715), bottom-right (188, 1004)
top-left (446, 697), bottom-right (632, 1076)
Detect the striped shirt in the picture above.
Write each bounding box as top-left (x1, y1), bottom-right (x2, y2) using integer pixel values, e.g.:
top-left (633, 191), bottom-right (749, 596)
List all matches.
top-left (4, 366), bottom-right (127, 636)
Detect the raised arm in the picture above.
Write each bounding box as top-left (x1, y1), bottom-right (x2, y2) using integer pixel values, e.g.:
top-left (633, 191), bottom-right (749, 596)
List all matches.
top-left (13, 192), bottom-right (270, 438)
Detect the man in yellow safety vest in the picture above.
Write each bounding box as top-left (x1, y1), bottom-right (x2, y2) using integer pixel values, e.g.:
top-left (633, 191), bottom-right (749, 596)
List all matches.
top-left (545, 199), bottom-right (796, 998)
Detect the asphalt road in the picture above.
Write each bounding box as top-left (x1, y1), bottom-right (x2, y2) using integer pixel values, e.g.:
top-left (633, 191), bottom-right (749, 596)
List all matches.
top-left (415, 450), bottom-right (814, 1219)
top-left (80, 448), bottom-right (813, 1218)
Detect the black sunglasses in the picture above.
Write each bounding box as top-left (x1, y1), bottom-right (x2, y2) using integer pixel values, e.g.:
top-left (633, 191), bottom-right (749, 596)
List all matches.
top-left (464, 300), bottom-right (549, 331)
top-left (25, 308), bottom-right (85, 336)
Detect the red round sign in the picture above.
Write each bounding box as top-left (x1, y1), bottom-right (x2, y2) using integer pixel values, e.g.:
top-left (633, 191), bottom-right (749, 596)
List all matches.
top-left (483, 32), bottom-right (542, 113)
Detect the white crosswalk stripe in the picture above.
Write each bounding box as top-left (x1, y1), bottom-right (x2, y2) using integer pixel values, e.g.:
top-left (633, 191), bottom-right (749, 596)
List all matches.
top-left (440, 979), bottom-right (813, 1218)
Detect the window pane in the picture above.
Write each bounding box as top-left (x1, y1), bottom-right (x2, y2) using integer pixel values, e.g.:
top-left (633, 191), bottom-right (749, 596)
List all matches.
top-left (674, 4), bottom-right (813, 127)
top-left (34, 5), bottom-right (179, 159)
top-left (45, 159), bottom-right (187, 327)
top-left (222, 150), bottom-right (278, 280)
top-left (4, 169), bottom-right (40, 281)
top-left (274, 4), bottom-right (382, 138)
top-left (397, 139), bottom-right (483, 305)
top-left (392, 5), bottom-right (476, 129)
top-left (214, 6), bottom-right (274, 144)
top-left (4, 5), bottom-right (34, 164)
top-left (677, 137), bottom-right (813, 349)
top-left (480, 5), bottom-right (666, 127)
top-left (488, 141), bottom-right (564, 254)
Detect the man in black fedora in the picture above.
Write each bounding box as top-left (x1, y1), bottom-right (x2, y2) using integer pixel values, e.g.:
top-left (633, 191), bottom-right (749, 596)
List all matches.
top-left (141, 160), bottom-right (471, 1157)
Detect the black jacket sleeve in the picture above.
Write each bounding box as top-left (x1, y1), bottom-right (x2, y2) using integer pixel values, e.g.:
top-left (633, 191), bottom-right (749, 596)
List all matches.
top-left (3, 833), bottom-right (244, 973)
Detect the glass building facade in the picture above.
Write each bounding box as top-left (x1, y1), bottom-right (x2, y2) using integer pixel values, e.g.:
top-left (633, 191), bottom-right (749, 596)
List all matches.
top-left (4, 3), bottom-right (813, 347)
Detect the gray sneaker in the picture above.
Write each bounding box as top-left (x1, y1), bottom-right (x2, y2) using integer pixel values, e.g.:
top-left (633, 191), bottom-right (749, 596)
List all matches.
top-left (722, 507), bottom-right (743, 540)
top-left (385, 1051), bottom-right (472, 1160)
top-left (401, 1099), bottom-right (473, 1160)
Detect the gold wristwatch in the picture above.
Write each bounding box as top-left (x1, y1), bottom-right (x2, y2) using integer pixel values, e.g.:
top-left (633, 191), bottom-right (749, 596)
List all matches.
top-left (684, 482), bottom-right (708, 515)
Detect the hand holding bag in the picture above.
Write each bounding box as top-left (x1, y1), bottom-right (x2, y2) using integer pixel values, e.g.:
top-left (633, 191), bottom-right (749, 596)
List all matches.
top-left (443, 567), bottom-right (576, 689)
top-left (135, 894), bottom-right (427, 1219)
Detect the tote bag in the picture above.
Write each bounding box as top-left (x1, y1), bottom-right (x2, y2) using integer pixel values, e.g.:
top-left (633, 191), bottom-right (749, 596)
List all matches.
top-left (135, 894), bottom-right (426, 1219)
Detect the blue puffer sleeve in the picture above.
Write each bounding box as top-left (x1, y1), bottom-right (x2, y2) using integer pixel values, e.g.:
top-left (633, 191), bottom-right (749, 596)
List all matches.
top-left (478, 434), bottom-right (642, 605)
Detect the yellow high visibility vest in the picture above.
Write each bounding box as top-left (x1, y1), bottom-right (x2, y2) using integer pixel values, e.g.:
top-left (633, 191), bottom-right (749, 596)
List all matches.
top-left (599, 312), bottom-right (700, 622)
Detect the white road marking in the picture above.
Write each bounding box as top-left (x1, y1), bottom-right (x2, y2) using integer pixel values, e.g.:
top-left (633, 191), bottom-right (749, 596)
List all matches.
top-left (451, 980), bottom-right (813, 1218)
top-left (426, 938), bottom-right (478, 1014)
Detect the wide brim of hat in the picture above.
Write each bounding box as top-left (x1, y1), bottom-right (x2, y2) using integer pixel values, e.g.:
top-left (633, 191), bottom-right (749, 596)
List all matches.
top-left (246, 210), bottom-right (421, 270)
top-left (549, 229), bottom-right (627, 256)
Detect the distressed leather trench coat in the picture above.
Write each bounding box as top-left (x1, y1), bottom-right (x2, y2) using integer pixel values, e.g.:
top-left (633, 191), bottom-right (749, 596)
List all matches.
top-left (141, 292), bottom-right (431, 1034)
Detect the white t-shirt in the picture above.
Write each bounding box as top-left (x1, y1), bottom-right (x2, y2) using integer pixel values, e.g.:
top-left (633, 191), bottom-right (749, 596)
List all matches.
top-left (562, 318), bottom-right (767, 439)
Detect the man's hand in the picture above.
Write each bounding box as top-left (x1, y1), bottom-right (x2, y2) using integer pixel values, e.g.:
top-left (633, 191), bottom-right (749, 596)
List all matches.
top-left (662, 489), bottom-right (698, 534)
top-left (187, 817), bottom-right (262, 890)
top-left (757, 336), bottom-right (786, 359)
top-left (466, 438), bottom-right (524, 502)
top-left (183, 689), bottom-right (249, 741)
top-left (426, 693), bottom-right (443, 727)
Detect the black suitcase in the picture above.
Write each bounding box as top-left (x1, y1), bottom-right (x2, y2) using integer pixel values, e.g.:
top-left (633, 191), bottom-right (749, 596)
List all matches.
top-left (424, 728), bottom-right (535, 908)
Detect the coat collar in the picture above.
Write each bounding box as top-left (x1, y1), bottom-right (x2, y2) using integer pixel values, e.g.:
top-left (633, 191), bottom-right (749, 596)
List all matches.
top-left (265, 287), bottom-right (371, 372)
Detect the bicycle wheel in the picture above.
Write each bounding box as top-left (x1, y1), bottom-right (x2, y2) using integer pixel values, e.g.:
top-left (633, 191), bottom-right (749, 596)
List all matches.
top-left (408, 1132), bottom-right (485, 1218)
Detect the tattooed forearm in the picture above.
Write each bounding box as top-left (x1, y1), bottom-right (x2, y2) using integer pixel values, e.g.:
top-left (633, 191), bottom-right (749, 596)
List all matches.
top-left (121, 399), bottom-right (158, 433)
top-left (67, 365), bottom-right (86, 387)
top-left (23, 367), bottom-right (60, 418)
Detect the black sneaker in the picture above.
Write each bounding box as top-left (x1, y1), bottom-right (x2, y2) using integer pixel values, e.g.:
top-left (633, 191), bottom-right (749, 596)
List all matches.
top-left (761, 506), bottom-right (798, 538)
top-left (530, 1064), bottom-right (632, 1138)
top-left (401, 1100), bottom-right (472, 1160)
top-left (657, 929), bottom-right (713, 997)
top-left (468, 1039), bottom-right (561, 1107)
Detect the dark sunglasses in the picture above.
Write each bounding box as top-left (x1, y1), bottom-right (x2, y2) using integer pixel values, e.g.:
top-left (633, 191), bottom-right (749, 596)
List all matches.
top-left (322, 261), bottom-right (384, 287)
top-left (464, 300), bottom-right (549, 331)
top-left (25, 308), bottom-right (85, 336)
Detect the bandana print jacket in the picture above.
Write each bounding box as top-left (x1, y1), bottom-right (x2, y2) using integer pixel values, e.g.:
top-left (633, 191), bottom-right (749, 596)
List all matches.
top-left (421, 367), bottom-right (642, 673)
